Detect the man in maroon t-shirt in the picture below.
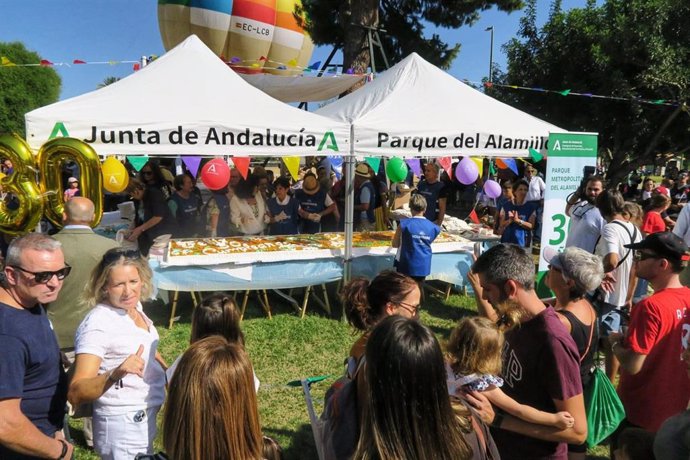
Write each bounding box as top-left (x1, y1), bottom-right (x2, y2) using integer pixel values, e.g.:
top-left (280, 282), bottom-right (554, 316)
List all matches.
top-left (609, 232), bottom-right (690, 444)
top-left (472, 244), bottom-right (586, 460)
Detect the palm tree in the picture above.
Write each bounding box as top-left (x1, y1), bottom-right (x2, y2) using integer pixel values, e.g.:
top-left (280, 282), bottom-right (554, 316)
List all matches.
top-left (97, 76), bottom-right (120, 88)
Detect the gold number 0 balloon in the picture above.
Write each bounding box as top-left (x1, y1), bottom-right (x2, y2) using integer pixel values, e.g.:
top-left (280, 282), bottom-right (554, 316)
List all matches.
top-left (38, 137), bottom-right (104, 229)
top-left (0, 134), bottom-right (44, 235)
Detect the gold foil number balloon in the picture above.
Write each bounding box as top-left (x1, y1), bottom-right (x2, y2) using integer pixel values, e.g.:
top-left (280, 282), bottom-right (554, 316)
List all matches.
top-left (38, 138), bottom-right (104, 229)
top-left (0, 134), bottom-right (44, 235)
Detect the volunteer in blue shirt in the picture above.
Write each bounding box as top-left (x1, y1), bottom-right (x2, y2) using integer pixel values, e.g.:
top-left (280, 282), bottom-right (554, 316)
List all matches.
top-left (393, 194), bottom-right (441, 282)
top-left (267, 177), bottom-right (300, 235)
top-left (415, 162), bottom-right (448, 225)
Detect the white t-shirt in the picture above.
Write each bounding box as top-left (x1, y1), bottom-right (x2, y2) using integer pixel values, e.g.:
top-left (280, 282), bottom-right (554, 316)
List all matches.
top-left (75, 303), bottom-right (166, 415)
top-left (595, 220), bottom-right (641, 307)
top-left (166, 353), bottom-right (260, 392)
top-left (566, 202), bottom-right (607, 253)
top-left (526, 176), bottom-right (545, 202)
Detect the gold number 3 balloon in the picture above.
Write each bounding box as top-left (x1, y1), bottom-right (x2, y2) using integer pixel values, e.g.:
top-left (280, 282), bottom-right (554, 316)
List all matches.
top-left (0, 134), bottom-right (44, 236)
top-left (38, 137), bottom-right (104, 228)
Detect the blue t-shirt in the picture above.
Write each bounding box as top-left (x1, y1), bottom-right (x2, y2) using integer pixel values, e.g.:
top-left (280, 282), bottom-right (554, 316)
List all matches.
top-left (267, 196), bottom-right (300, 235)
top-left (295, 188), bottom-right (328, 234)
top-left (169, 192), bottom-right (202, 237)
top-left (396, 217), bottom-right (441, 277)
top-left (0, 302), bottom-right (67, 459)
top-left (500, 201), bottom-right (538, 247)
top-left (416, 180), bottom-right (447, 222)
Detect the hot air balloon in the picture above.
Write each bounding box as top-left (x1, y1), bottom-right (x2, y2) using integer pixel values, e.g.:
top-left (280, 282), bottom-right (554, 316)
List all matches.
top-left (158, 0), bottom-right (315, 75)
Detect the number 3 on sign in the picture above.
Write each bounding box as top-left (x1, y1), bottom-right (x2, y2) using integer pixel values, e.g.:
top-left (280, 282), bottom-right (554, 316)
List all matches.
top-left (549, 213), bottom-right (570, 246)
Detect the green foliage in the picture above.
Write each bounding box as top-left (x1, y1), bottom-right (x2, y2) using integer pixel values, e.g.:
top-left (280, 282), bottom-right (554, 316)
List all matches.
top-left (495, 0), bottom-right (690, 186)
top-left (301, 0), bottom-right (523, 71)
top-left (0, 42), bottom-right (61, 137)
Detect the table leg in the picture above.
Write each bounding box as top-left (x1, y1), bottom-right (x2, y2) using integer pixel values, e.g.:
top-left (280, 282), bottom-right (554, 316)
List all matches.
top-left (240, 290), bottom-right (250, 320)
top-left (322, 284), bottom-right (331, 314)
top-left (168, 290), bottom-right (180, 329)
top-left (258, 290), bottom-right (272, 319)
top-left (301, 285), bottom-right (312, 318)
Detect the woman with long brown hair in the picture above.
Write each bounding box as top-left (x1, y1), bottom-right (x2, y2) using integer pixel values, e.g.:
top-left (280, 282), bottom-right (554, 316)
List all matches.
top-left (163, 336), bottom-right (266, 460)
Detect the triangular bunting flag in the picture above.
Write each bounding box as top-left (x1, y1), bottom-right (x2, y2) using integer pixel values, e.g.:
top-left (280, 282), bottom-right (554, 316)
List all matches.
top-left (40, 59), bottom-right (53, 66)
top-left (282, 157), bottom-right (300, 181)
top-left (127, 156), bottom-right (149, 172)
top-left (496, 158), bottom-right (519, 176)
top-left (528, 148), bottom-right (544, 162)
top-left (437, 157), bottom-right (452, 178)
top-left (405, 159), bottom-right (422, 178)
top-left (468, 209), bottom-right (481, 224)
top-left (471, 158), bottom-right (483, 178)
top-left (309, 61), bottom-right (321, 70)
top-left (182, 156), bottom-right (202, 178)
top-left (365, 157), bottom-right (381, 175)
top-left (73, 59), bottom-right (86, 64)
top-left (1, 57), bottom-right (16, 66)
top-left (287, 58), bottom-right (297, 67)
top-left (489, 160), bottom-right (497, 176)
top-left (232, 157), bottom-right (250, 180)
top-left (328, 156), bottom-right (343, 179)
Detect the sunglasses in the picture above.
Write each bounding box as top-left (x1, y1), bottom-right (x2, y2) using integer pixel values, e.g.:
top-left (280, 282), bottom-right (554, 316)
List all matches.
top-left (396, 300), bottom-right (421, 316)
top-left (102, 249), bottom-right (142, 265)
top-left (10, 265), bottom-right (71, 283)
top-left (634, 251), bottom-right (661, 262)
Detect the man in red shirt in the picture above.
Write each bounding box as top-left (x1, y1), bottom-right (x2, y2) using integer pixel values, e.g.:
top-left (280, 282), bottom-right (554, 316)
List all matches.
top-left (609, 232), bottom-right (690, 446)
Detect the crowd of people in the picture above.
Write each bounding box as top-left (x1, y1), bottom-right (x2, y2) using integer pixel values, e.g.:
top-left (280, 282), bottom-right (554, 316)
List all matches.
top-left (1, 155), bottom-right (689, 460)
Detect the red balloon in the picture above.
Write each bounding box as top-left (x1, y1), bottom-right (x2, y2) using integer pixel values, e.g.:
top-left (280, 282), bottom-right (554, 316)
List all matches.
top-left (200, 158), bottom-right (230, 190)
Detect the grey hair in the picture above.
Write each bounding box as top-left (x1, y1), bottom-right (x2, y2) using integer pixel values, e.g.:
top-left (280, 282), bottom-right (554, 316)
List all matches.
top-left (556, 247), bottom-right (604, 297)
top-left (5, 233), bottom-right (62, 267)
top-left (409, 194), bottom-right (427, 214)
top-left (472, 244), bottom-right (535, 290)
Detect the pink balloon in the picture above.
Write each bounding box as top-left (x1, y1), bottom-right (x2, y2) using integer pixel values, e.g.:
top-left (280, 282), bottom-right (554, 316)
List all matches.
top-left (483, 179), bottom-right (502, 199)
top-left (455, 157), bottom-right (479, 185)
top-left (200, 158), bottom-right (230, 190)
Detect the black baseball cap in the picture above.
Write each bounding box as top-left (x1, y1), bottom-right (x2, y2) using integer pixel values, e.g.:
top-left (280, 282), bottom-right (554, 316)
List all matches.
top-left (625, 232), bottom-right (690, 262)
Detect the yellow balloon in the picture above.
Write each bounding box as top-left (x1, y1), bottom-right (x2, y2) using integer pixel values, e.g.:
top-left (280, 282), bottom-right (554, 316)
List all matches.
top-left (38, 137), bottom-right (104, 229)
top-left (0, 134), bottom-right (44, 235)
top-left (471, 157), bottom-right (484, 178)
top-left (102, 157), bottom-right (129, 193)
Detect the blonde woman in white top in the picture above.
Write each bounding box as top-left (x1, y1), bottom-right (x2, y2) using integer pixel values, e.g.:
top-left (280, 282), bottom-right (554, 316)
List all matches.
top-left (68, 248), bottom-right (167, 460)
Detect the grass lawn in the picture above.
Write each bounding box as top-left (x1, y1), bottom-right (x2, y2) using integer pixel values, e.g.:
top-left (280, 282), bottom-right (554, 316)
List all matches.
top-left (67, 285), bottom-right (609, 459)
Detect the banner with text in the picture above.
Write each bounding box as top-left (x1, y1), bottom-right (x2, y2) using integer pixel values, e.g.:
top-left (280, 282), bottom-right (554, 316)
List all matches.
top-left (538, 132), bottom-right (598, 273)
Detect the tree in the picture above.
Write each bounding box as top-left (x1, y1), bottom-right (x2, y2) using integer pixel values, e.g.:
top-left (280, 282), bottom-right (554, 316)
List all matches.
top-left (98, 76), bottom-right (121, 88)
top-left (301, 0), bottom-right (523, 76)
top-left (0, 42), bottom-right (61, 138)
top-left (494, 0), bottom-right (690, 186)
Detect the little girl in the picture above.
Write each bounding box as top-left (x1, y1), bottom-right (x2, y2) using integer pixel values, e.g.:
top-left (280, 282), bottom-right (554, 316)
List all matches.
top-left (166, 293), bottom-right (259, 391)
top-left (446, 317), bottom-right (574, 429)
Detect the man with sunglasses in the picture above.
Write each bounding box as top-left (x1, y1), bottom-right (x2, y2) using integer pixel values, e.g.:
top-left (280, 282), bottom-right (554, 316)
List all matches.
top-left (608, 232), bottom-right (690, 450)
top-left (0, 233), bottom-right (73, 459)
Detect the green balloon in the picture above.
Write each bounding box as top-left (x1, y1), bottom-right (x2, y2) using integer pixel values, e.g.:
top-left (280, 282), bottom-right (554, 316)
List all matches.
top-left (386, 157), bottom-right (407, 183)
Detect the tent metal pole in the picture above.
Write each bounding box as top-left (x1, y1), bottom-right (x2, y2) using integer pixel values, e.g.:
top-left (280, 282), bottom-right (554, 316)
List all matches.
top-left (343, 124), bottom-right (355, 320)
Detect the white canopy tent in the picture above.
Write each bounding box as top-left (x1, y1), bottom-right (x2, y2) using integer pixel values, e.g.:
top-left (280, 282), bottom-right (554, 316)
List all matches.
top-left (25, 35), bottom-right (349, 157)
top-left (317, 52), bottom-right (561, 158)
top-left (315, 52), bottom-right (563, 281)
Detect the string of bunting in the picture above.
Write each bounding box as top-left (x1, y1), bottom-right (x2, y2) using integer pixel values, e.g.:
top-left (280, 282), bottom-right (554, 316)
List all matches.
top-left (0, 54), bottom-right (366, 77)
top-left (481, 81), bottom-right (687, 108)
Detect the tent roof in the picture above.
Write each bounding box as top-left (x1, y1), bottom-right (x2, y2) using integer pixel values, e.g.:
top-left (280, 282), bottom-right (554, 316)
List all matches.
top-left (25, 35), bottom-right (349, 157)
top-left (316, 53), bottom-right (562, 157)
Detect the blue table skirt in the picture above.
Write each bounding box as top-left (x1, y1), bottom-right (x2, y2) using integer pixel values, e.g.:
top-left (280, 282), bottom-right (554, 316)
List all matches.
top-left (151, 251), bottom-right (474, 293)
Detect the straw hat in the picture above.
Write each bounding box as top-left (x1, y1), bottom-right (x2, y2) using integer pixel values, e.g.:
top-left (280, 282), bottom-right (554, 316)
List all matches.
top-left (355, 163), bottom-right (371, 178)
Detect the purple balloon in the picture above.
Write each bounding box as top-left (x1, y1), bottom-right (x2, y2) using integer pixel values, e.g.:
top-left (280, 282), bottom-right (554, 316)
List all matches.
top-left (483, 179), bottom-right (502, 199)
top-left (455, 157), bottom-right (479, 185)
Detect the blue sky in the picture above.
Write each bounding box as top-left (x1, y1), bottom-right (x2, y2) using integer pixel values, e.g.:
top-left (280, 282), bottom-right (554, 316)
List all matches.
top-left (0, 0), bottom-right (589, 101)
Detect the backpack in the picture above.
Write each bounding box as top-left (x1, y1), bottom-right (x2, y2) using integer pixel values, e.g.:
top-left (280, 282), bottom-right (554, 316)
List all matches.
top-left (319, 356), bottom-right (365, 460)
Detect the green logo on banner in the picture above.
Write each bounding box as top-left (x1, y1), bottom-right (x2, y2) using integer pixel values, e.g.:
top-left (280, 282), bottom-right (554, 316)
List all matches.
top-left (318, 131), bottom-right (339, 152)
top-left (49, 122), bottom-right (69, 139)
top-left (548, 133), bottom-right (597, 158)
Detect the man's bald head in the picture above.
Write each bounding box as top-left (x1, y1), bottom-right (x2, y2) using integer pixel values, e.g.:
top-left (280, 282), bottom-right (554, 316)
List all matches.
top-left (63, 197), bottom-right (95, 225)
